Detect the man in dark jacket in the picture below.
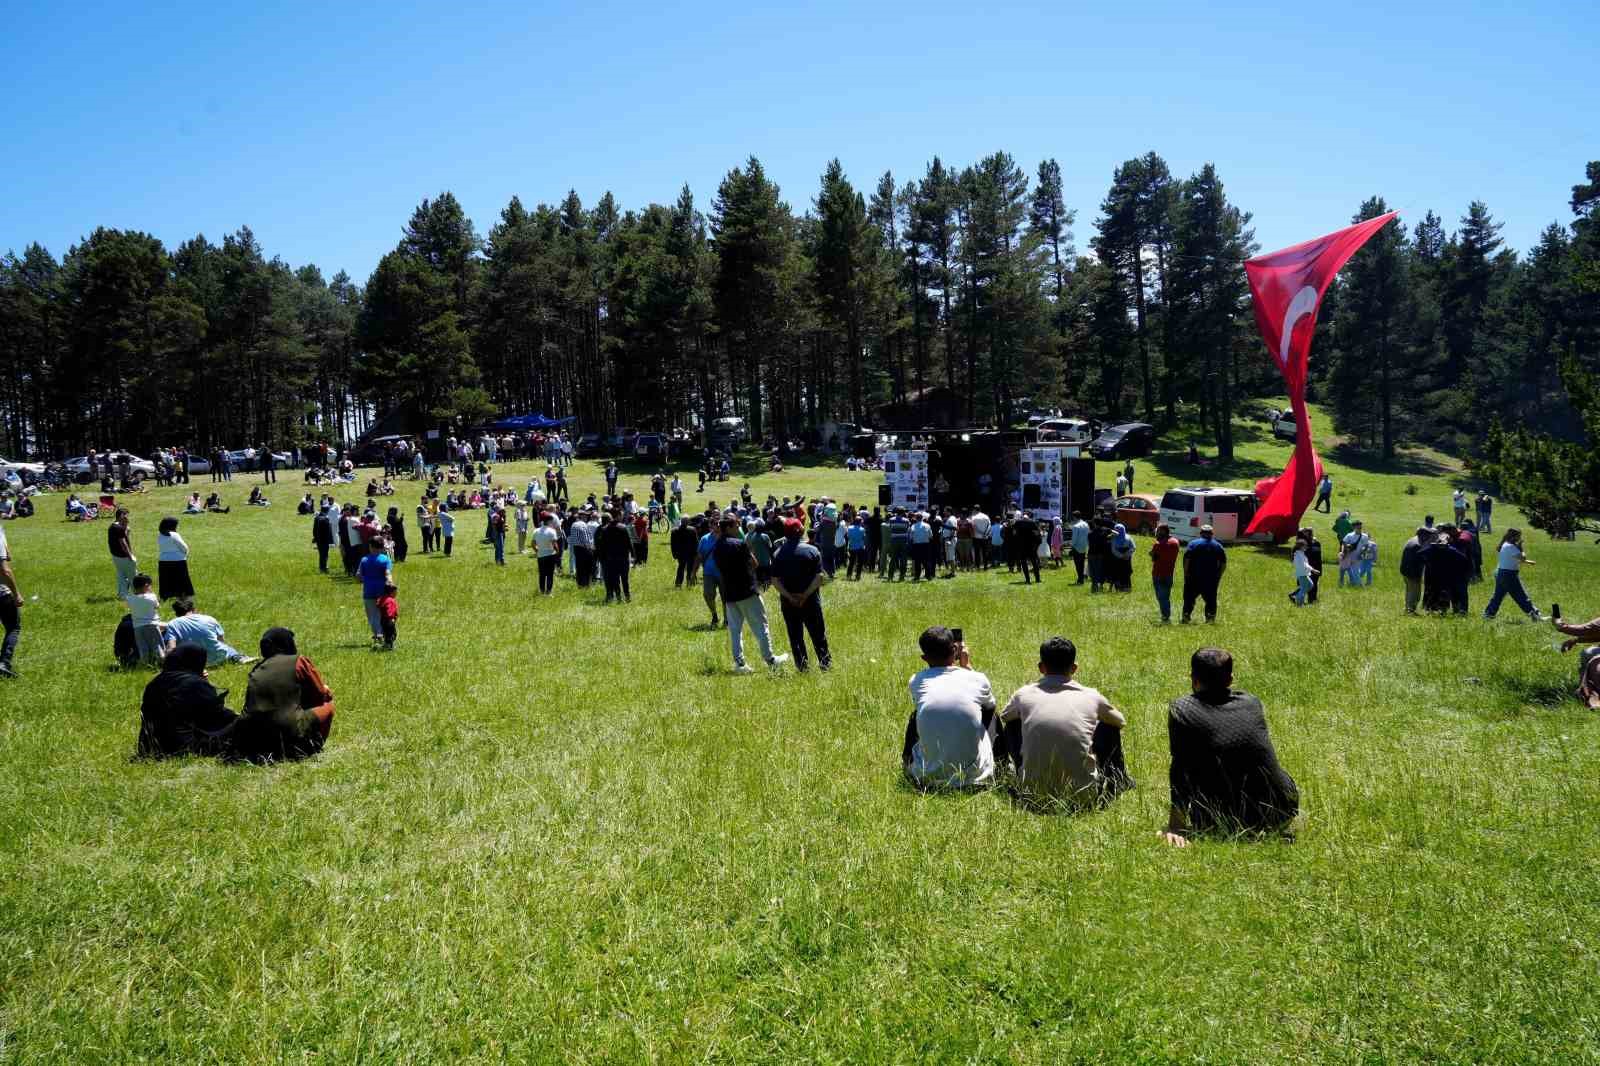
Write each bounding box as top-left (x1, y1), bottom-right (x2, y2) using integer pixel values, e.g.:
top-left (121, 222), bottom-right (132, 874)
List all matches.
top-left (670, 518), bottom-right (698, 588)
top-left (1013, 511), bottom-right (1043, 584)
top-left (1399, 526), bottom-right (1429, 613)
top-left (1419, 528), bottom-right (1469, 614)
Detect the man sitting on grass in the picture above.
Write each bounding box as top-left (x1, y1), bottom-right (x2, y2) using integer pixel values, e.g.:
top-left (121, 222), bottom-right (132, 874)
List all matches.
top-left (902, 626), bottom-right (995, 788)
top-left (1162, 647), bottom-right (1299, 846)
top-left (997, 636), bottom-right (1130, 809)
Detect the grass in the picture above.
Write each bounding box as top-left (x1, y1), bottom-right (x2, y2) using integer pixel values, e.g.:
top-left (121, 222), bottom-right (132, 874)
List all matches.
top-left (2, 406), bottom-right (1598, 1064)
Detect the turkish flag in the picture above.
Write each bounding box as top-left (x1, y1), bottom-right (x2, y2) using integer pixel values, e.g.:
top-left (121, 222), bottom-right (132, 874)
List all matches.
top-left (1244, 212), bottom-right (1398, 540)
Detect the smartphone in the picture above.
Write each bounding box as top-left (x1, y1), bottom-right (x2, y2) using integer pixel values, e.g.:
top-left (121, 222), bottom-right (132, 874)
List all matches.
top-left (951, 627), bottom-right (964, 645)
top-left (1552, 603), bottom-right (1561, 622)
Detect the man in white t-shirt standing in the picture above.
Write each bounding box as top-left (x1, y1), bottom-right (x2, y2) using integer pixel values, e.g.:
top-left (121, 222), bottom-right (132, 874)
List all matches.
top-left (970, 509), bottom-right (991, 570)
top-left (902, 626), bottom-right (995, 788)
top-left (533, 515), bottom-right (562, 595)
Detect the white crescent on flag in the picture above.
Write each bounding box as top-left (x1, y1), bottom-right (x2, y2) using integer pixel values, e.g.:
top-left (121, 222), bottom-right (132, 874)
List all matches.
top-left (1278, 285), bottom-right (1319, 368)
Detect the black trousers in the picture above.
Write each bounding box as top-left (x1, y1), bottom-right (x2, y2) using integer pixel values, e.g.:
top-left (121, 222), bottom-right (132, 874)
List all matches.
top-left (1071, 550), bottom-right (1086, 581)
top-left (420, 526), bottom-right (434, 552)
top-left (1021, 551), bottom-right (1041, 583)
top-left (779, 595), bottom-right (830, 669)
top-left (0, 591), bottom-right (19, 666)
top-left (316, 544), bottom-right (330, 572)
top-left (442, 535), bottom-right (453, 557)
top-left (601, 555), bottom-right (630, 600)
top-left (574, 547), bottom-right (595, 587)
top-left (675, 556), bottom-right (695, 587)
top-left (264, 464), bottom-right (276, 483)
top-left (974, 539), bottom-right (990, 569)
top-left (1183, 580), bottom-right (1219, 621)
top-left (538, 554), bottom-right (558, 593)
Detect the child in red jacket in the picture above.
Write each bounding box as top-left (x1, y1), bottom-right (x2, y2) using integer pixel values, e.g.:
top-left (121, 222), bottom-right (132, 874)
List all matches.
top-left (377, 582), bottom-right (399, 650)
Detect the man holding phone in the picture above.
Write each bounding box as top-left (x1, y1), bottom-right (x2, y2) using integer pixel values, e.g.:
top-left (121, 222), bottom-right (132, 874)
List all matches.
top-left (902, 626), bottom-right (995, 788)
top-left (772, 518), bottom-right (831, 671)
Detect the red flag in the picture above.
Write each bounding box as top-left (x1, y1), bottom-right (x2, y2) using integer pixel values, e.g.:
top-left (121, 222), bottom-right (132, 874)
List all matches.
top-left (1244, 212), bottom-right (1398, 539)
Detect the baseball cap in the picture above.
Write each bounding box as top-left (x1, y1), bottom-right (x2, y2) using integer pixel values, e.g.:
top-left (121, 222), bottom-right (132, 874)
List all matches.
top-left (783, 518), bottom-right (803, 535)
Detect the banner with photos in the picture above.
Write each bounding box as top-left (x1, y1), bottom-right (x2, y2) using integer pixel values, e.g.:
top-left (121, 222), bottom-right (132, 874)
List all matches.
top-left (1019, 448), bottom-right (1064, 517)
top-left (881, 449), bottom-right (929, 511)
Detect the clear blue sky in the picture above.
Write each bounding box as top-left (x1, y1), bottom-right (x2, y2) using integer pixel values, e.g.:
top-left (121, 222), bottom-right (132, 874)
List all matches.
top-left (3, 0), bottom-right (1594, 281)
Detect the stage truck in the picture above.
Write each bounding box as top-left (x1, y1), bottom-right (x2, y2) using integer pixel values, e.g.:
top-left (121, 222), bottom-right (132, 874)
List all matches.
top-left (880, 430), bottom-right (1102, 518)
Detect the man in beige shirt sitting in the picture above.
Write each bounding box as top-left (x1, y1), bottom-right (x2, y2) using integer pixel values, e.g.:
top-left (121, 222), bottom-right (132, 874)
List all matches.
top-left (998, 636), bottom-right (1132, 807)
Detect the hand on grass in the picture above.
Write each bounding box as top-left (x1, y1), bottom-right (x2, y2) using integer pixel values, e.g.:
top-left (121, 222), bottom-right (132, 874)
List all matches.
top-left (1161, 831), bottom-right (1190, 848)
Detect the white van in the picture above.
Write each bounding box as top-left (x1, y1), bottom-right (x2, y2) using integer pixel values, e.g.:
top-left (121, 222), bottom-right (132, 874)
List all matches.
top-left (1158, 487), bottom-right (1275, 544)
top-left (1035, 418), bottom-right (1095, 445)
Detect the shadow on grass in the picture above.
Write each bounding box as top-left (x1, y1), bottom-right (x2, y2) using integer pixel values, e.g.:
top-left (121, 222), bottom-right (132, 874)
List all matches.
top-left (1483, 669), bottom-right (1578, 711)
top-left (1325, 443), bottom-right (1455, 478)
top-left (1143, 451), bottom-right (1278, 485)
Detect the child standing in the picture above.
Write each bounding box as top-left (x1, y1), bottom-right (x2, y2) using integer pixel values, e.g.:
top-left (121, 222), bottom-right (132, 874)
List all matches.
top-left (438, 508), bottom-right (456, 557)
top-left (377, 582), bottom-right (399, 650)
top-left (126, 573), bottom-right (165, 665)
top-left (515, 502), bottom-right (530, 555)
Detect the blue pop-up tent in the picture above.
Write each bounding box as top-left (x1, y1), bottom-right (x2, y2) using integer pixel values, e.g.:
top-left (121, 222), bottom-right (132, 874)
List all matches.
top-left (491, 413), bottom-right (575, 431)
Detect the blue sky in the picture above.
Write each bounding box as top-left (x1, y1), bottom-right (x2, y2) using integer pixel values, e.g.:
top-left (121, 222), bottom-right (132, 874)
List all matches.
top-left (3, 0), bottom-right (1594, 281)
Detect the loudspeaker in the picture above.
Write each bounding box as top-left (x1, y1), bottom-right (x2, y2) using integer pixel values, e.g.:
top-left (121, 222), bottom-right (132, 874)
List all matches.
top-left (1066, 458), bottom-right (1096, 518)
top-left (878, 484), bottom-right (892, 505)
top-left (1022, 483), bottom-right (1042, 509)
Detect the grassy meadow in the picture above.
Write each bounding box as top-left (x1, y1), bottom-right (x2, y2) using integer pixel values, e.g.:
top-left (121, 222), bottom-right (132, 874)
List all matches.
top-left (2, 407), bottom-right (1598, 1064)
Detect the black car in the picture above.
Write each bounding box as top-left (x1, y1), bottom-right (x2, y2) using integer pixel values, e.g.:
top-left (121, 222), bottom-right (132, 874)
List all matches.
top-left (1089, 422), bottom-right (1156, 460)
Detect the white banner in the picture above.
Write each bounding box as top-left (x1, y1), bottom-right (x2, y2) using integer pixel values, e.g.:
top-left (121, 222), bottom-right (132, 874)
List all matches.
top-left (881, 449), bottom-right (929, 511)
top-left (1020, 448), bottom-right (1064, 518)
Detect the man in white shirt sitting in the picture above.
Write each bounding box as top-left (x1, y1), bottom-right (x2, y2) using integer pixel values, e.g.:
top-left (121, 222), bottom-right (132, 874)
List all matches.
top-left (997, 636), bottom-right (1130, 808)
top-left (902, 626), bottom-right (996, 788)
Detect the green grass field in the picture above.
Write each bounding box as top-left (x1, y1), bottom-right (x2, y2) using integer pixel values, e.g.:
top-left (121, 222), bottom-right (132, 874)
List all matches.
top-left (3, 408), bottom-right (1598, 1064)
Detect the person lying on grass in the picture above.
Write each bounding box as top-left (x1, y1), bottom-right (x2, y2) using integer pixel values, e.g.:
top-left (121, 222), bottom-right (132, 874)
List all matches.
top-left (162, 597), bottom-right (257, 668)
top-left (1162, 647), bottom-right (1299, 847)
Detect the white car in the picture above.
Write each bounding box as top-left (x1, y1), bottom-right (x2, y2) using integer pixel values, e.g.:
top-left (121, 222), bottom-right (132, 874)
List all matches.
top-left (1158, 487), bottom-right (1275, 544)
top-left (1035, 418), bottom-right (1096, 445)
top-left (225, 448), bottom-right (293, 468)
top-left (0, 455), bottom-right (46, 478)
top-left (64, 454), bottom-right (157, 476)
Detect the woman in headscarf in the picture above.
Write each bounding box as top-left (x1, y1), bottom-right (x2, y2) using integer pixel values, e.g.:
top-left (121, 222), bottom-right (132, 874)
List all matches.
top-left (136, 642), bottom-right (237, 758)
top-left (157, 516), bottom-right (195, 600)
top-left (224, 628), bottom-right (335, 762)
top-left (1109, 523), bottom-right (1136, 592)
top-left (386, 505), bottom-right (408, 563)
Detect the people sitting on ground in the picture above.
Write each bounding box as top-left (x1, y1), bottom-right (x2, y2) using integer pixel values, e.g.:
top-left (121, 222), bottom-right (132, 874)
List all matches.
top-left (183, 492), bottom-right (203, 514)
top-left (297, 493), bottom-right (315, 515)
top-left (247, 486), bottom-right (270, 507)
top-left (162, 597), bottom-right (257, 667)
top-left (998, 636), bottom-right (1130, 809)
top-left (135, 642), bottom-right (239, 758)
top-left (377, 479), bottom-right (394, 496)
top-left (902, 626), bottom-right (996, 789)
top-left (66, 494), bottom-right (98, 521)
top-left (204, 492), bottom-right (230, 514)
top-left (1161, 647), bottom-right (1299, 846)
top-left (223, 627), bottom-right (334, 763)
top-left (1554, 610), bottom-right (1600, 710)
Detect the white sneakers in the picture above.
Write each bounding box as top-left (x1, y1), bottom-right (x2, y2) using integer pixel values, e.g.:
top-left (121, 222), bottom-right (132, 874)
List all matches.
top-left (733, 654), bottom-right (789, 675)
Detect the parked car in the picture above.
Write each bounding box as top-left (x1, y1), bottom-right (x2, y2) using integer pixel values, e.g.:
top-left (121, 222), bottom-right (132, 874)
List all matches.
top-left (1267, 409), bottom-right (1298, 442)
top-left (0, 455), bottom-right (46, 478)
top-left (576, 432), bottom-right (608, 457)
top-left (225, 448), bottom-right (293, 468)
top-left (1089, 422), bottom-right (1156, 460)
top-left (1157, 486), bottom-right (1273, 543)
top-left (1097, 492), bottom-right (1164, 533)
top-left (64, 453), bottom-right (157, 477)
top-left (634, 433), bottom-right (668, 464)
top-left (1035, 418), bottom-right (1097, 445)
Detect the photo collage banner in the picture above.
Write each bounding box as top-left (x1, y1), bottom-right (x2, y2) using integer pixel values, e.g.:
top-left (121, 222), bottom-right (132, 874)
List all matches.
top-left (881, 449), bottom-right (929, 512)
top-left (1019, 448), bottom-right (1064, 518)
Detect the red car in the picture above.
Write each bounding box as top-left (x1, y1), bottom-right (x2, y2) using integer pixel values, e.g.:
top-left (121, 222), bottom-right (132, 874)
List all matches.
top-left (1099, 493), bottom-right (1163, 533)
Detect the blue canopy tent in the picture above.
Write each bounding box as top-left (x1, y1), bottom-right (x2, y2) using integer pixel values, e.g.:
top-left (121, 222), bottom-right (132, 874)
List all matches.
top-left (490, 413), bottom-right (575, 431)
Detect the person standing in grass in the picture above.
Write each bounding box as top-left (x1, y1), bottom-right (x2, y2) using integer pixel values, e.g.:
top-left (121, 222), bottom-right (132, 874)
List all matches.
top-left (712, 515), bottom-right (786, 674)
top-left (1476, 491), bottom-right (1493, 533)
top-left (1124, 459), bottom-right (1136, 494)
top-left (156, 516), bottom-right (195, 601)
top-left (1339, 520), bottom-right (1370, 589)
top-left (358, 538), bottom-right (392, 646)
top-left (1482, 528), bottom-right (1543, 621)
top-left (1453, 488), bottom-right (1468, 526)
top-left (697, 517), bottom-right (722, 626)
top-left (1295, 526), bottom-right (1324, 604)
top-left (772, 518), bottom-right (830, 671)
top-left (902, 626), bottom-right (995, 789)
top-left (533, 515), bottom-right (562, 594)
top-left (108, 508), bottom-right (137, 599)
top-left (1399, 525), bottom-right (1428, 613)
top-left (126, 573), bottom-right (165, 666)
top-left (1014, 511), bottom-right (1043, 585)
top-left (598, 513), bottom-right (633, 603)
top-left (1149, 524), bottom-right (1180, 622)
top-left (0, 522), bottom-right (18, 678)
top-left (387, 506), bottom-right (408, 563)
top-left (1070, 512), bottom-right (1090, 584)
top-left (1314, 473), bottom-right (1333, 513)
top-left (970, 507), bottom-right (991, 570)
top-left (514, 501), bottom-right (530, 556)
top-left (437, 506), bottom-right (455, 558)
top-left (670, 517), bottom-right (698, 588)
top-left (1331, 509), bottom-right (1354, 544)
top-left (312, 505), bottom-right (334, 572)
top-left (376, 582), bottom-right (399, 649)
top-left (605, 461), bottom-right (619, 498)
top-left (1291, 537), bottom-right (1318, 605)
top-left (846, 512), bottom-right (869, 580)
top-left (488, 503), bottom-right (508, 566)
top-left (1181, 525), bottom-right (1226, 624)
top-left (1108, 523), bottom-right (1135, 591)
top-left (997, 636), bottom-right (1130, 808)
top-left (1161, 647), bottom-right (1298, 846)
top-left (1419, 526), bottom-right (1468, 614)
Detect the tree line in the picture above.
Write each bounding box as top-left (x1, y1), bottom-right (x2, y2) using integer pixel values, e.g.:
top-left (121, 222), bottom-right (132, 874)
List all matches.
top-left (2, 155), bottom-right (1595, 463)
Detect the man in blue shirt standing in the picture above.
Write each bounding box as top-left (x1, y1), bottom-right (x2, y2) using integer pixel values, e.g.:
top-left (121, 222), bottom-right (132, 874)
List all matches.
top-left (1181, 524), bottom-right (1227, 624)
top-left (772, 519), bottom-right (831, 670)
top-left (358, 537), bottom-right (393, 646)
top-left (697, 517), bottom-right (722, 628)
